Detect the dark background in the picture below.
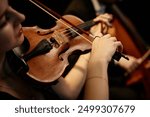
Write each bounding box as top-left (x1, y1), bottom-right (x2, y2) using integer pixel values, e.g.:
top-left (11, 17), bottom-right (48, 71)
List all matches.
top-left (117, 0), bottom-right (150, 46)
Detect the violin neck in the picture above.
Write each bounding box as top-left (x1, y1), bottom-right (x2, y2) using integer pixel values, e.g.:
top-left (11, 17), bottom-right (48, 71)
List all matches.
top-left (77, 20), bottom-right (97, 31)
top-left (68, 20), bottom-right (97, 39)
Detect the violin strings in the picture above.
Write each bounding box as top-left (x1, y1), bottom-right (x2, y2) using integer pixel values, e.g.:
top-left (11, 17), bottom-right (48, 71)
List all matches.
top-left (61, 29), bottom-right (78, 39)
top-left (28, 0), bottom-right (93, 44)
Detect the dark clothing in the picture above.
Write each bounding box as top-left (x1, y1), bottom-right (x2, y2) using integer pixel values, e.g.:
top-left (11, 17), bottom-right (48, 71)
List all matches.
top-left (0, 92), bottom-right (17, 100)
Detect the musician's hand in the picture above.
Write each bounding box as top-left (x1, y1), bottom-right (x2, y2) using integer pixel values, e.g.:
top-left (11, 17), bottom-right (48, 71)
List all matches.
top-left (117, 55), bottom-right (141, 72)
top-left (91, 14), bottom-right (116, 36)
top-left (90, 23), bottom-right (103, 36)
top-left (93, 13), bottom-right (113, 27)
top-left (90, 32), bottom-right (123, 63)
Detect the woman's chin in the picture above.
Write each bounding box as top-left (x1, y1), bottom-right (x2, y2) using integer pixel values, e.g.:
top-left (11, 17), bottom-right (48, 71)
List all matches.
top-left (17, 33), bottom-right (25, 46)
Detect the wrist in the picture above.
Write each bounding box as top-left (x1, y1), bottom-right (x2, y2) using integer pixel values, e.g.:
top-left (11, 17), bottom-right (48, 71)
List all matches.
top-left (87, 76), bottom-right (108, 81)
top-left (88, 58), bottom-right (108, 68)
top-left (87, 59), bottom-right (108, 79)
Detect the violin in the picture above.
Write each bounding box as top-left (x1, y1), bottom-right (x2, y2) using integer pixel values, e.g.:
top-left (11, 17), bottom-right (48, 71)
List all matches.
top-left (18, 15), bottom-right (96, 83)
top-left (6, 0), bottom-right (128, 84)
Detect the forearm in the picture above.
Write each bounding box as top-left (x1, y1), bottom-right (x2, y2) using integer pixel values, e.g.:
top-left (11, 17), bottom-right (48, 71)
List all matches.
top-left (52, 54), bottom-right (89, 99)
top-left (83, 59), bottom-right (109, 100)
top-left (84, 77), bottom-right (109, 100)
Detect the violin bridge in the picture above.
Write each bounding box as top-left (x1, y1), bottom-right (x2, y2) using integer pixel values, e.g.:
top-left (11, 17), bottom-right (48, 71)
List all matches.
top-left (52, 30), bottom-right (68, 45)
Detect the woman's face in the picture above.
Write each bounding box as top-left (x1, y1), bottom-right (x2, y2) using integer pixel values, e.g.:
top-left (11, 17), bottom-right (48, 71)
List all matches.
top-left (0, 0), bottom-right (25, 53)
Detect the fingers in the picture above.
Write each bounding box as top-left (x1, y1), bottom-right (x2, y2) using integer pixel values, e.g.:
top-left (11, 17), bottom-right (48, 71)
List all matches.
top-left (101, 35), bottom-right (123, 52)
top-left (94, 17), bottom-right (112, 27)
top-left (100, 13), bottom-right (113, 19)
top-left (94, 34), bottom-right (123, 53)
top-left (94, 34), bottom-right (114, 41)
top-left (103, 35), bottom-right (122, 48)
top-left (114, 41), bottom-right (123, 53)
top-left (90, 23), bottom-right (101, 35)
top-left (90, 25), bottom-right (103, 37)
top-left (90, 33), bottom-right (124, 63)
top-left (93, 34), bottom-right (111, 44)
top-left (98, 34), bottom-right (111, 39)
top-left (94, 13), bottom-right (113, 22)
top-left (93, 13), bottom-right (113, 27)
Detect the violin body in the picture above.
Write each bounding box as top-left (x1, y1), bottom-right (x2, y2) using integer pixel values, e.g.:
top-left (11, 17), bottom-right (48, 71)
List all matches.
top-left (16, 15), bottom-right (92, 83)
